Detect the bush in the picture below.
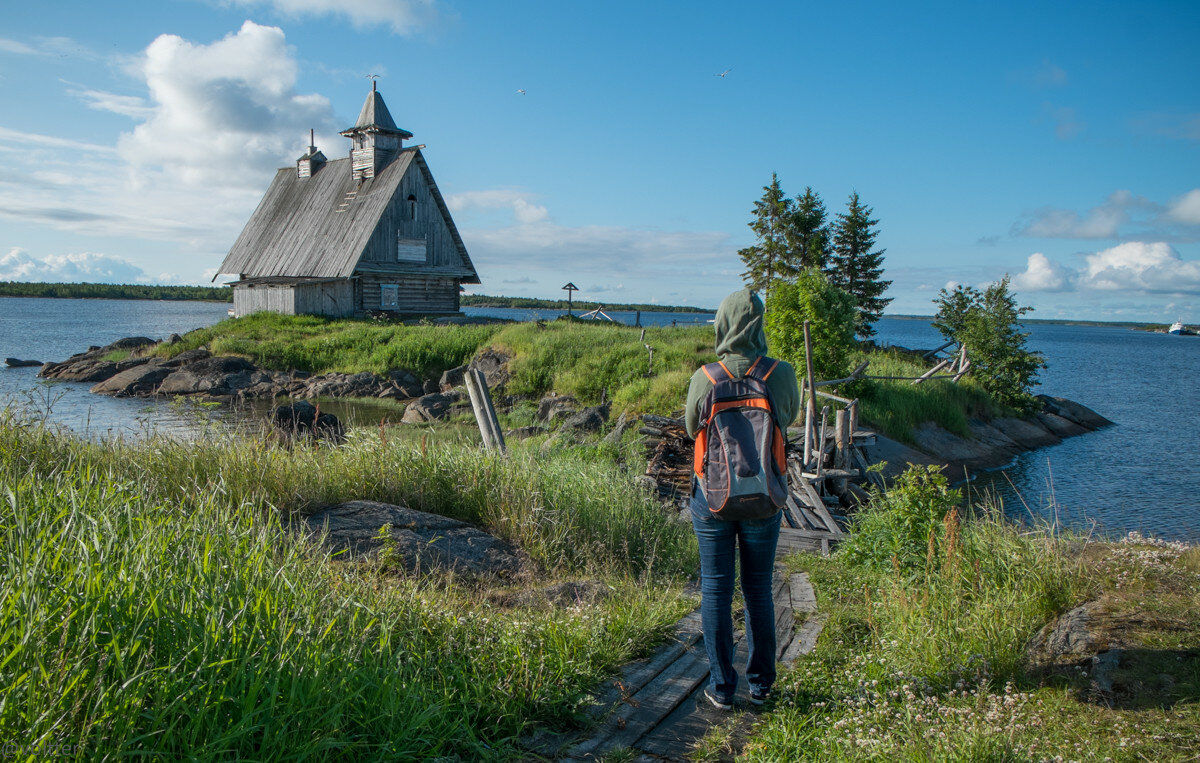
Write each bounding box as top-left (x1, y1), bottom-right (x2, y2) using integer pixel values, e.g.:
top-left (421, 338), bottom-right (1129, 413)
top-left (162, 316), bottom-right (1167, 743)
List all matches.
top-left (840, 465), bottom-right (963, 572)
top-left (933, 277), bottom-right (1045, 413)
top-left (764, 268), bottom-right (857, 382)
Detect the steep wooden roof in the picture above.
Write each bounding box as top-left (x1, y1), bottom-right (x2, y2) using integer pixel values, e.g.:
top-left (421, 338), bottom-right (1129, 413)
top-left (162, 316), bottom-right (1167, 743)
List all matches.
top-left (342, 88), bottom-right (412, 139)
top-left (217, 149), bottom-right (478, 283)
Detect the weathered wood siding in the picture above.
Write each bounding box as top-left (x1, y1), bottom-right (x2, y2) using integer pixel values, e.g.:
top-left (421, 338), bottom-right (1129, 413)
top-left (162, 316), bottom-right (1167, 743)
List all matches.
top-left (233, 285), bottom-right (296, 316)
top-left (293, 281), bottom-right (354, 317)
top-left (358, 158), bottom-right (466, 272)
top-left (359, 274), bottom-right (459, 314)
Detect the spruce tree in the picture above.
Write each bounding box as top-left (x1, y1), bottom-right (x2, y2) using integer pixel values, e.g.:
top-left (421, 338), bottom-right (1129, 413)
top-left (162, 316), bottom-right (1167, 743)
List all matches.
top-left (829, 192), bottom-right (892, 337)
top-left (788, 186), bottom-right (830, 270)
top-left (738, 173), bottom-right (795, 294)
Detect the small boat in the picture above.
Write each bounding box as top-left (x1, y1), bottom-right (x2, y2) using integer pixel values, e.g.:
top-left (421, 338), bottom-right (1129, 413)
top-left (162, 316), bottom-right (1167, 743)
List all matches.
top-left (1168, 319), bottom-right (1185, 335)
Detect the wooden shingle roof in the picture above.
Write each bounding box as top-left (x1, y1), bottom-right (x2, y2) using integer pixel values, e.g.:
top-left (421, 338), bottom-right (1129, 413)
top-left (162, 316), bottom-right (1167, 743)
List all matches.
top-left (216, 149), bottom-right (478, 283)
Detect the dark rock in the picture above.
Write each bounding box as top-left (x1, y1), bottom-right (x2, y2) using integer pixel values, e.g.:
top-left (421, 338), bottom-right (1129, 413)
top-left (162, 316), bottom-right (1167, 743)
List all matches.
top-left (1026, 601), bottom-right (1109, 667)
top-left (273, 400), bottom-right (344, 439)
top-left (166, 333), bottom-right (183, 344)
top-left (107, 336), bottom-right (157, 351)
top-left (991, 417), bottom-right (1061, 449)
top-left (537, 394), bottom-right (579, 422)
top-left (304, 371), bottom-right (382, 398)
top-left (439, 365), bottom-right (468, 390)
top-left (90, 364), bottom-right (172, 396)
top-left (158, 355), bottom-right (257, 395)
top-left (909, 421), bottom-right (1012, 471)
top-left (469, 348), bottom-right (511, 389)
top-left (4, 358), bottom-right (42, 368)
top-left (422, 378), bottom-right (439, 395)
top-left (1038, 395), bottom-right (1113, 429)
top-left (1036, 411), bottom-right (1089, 438)
top-left (401, 390), bottom-right (465, 423)
top-left (304, 500), bottom-right (523, 578)
top-left (386, 368), bottom-right (423, 398)
top-left (39, 358), bottom-right (119, 382)
top-left (113, 356), bottom-right (151, 372)
top-left (561, 403), bottom-right (611, 433)
top-left (160, 348), bottom-right (211, 368)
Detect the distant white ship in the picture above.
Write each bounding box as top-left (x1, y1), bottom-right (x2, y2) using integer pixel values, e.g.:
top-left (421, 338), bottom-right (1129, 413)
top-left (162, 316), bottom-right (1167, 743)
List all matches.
top-left (1168, 319), bottom-right (1185, 334)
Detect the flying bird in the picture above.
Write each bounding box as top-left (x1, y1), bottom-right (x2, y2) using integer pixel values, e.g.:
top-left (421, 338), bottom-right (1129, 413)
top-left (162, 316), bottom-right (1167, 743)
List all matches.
top-left (364, 73), bottom-right (382, 81)
top-left (516, 89), bottom-right (527, 95)
top-left (715, 68), bottom-right (733, 78)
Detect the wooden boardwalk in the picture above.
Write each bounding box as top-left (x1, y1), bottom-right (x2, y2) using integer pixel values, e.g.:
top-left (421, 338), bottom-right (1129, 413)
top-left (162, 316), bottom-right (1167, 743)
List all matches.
top-left (521, 540), bottom-right (828, 761)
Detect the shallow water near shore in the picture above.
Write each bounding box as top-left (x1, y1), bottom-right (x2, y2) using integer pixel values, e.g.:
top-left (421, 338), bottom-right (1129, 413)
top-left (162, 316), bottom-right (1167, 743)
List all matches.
top-left (1, 296), bottom-right (1197, 541)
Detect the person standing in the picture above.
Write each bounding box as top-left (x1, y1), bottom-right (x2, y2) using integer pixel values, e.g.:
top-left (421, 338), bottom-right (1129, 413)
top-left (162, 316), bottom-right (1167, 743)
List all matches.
top-left (685, 288), bottom-right (799, 710)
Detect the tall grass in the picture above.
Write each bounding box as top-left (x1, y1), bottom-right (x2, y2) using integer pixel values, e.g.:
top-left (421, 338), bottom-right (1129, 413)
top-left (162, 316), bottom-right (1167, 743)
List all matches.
top-left (0, 416), bottom-right (698, 757)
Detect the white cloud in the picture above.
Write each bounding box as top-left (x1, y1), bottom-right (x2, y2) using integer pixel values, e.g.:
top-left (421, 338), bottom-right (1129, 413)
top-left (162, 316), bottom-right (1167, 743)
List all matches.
top-left (0, 126), bottom-right (118, 155)
top-left (1044, 104), bottom-right (1083, 139)
top-left (67, 86), bottom-right (154, 119)
top-left (1166, 189), bottom-right (1200, 225)
top-left (1032, 60), bottom-right (1068, 88)
top-left (1013, 252), bottom-right (1073, 292)
top-left (1011, 243), bottom-right (1200, 295)
top-left (225, 0), bottom-right (439, 34)
top-left (0, 247), bottom-right (154, 283)
top-left (0, 38), bottom-right (38, 55)
top-left (447, 189), bottom-right (549, 224)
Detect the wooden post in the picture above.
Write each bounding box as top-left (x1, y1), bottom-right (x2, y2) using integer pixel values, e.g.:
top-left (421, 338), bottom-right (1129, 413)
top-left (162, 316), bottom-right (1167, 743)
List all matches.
top-left (802, 320), bottom-right (818, 468)
top-left (816, 406), bottom-right (829, 479)
top-left (802, 390), bottom-right (813, 468)
top-left (835, 409), bottom-right (848, 469)
top-left (847, 399), bottom-right (858, 439)
top-left (464, 369), bottom-right (495, 450)
top-left (955, 343), bottom-right (967, 373)
top-left (476, 368), bottom-right (506, 453)
top-left (953, 359), bottom-right (972, 382)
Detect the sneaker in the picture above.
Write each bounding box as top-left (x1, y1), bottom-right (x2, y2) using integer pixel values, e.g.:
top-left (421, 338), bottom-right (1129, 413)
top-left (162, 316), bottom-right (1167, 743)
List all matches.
top-left (704, 689), bottom-right (733, 711)
top-left (748, 687), bottom-right (770, 706)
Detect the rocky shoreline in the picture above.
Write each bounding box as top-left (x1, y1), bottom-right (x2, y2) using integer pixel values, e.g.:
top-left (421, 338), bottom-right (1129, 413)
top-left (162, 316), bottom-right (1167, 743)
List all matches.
top-left (33, 334), bottom-right (1113, 478)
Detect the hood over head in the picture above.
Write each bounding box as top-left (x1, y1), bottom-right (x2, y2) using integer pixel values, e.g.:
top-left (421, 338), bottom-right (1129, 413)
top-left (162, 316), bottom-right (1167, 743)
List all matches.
top-left (713, 288), bottom-right (769, 360)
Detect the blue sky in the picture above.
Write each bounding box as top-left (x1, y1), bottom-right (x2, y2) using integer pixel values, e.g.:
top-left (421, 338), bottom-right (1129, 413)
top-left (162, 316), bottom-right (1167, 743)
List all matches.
top-left (0, 0), bottom-right (1197, 320)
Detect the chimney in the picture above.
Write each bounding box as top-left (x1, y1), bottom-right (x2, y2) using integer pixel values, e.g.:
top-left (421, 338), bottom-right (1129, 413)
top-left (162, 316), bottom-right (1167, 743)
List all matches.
top-left (296, 129), bottom-right (326, 179)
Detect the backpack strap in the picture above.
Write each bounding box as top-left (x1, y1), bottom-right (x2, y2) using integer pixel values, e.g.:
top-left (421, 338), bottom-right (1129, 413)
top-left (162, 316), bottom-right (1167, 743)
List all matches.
top-left (700, 361), bottom-right (731, 385)
top-left (744, 356), bottom-right (781, 383)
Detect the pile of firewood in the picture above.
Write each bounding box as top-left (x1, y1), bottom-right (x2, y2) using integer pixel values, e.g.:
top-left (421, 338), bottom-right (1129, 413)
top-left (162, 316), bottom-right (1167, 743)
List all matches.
top-left (639, 414), bottom-right (691, 502)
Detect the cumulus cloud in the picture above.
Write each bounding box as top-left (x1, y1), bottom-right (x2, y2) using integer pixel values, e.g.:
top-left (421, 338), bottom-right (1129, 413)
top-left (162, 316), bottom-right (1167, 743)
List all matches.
top-left (1012, 243), bottom-right (1200, 295)
top-left (120, 21), bottom-right (339, 187)
top-left (1166, 189), bottom-right (1200, 225)
top-left (1012, 189), bottom-right (1200, 241)
top-left (1013, 252), bottom-right (1074, 292)
top-left (0, 247), bottom-right (154, 283)
top-left (224, 0), bottom-right (439, 34)
top-left (447, 189), bottom-right (549, 224)
top-left (0, 22), bottom-right (345, 261)
top-left (1032, 60), bottom-right (1068, 88)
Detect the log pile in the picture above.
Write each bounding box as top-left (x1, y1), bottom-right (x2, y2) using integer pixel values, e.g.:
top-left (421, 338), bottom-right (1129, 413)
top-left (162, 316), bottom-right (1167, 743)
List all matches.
top-left (639, 414), bottom-right (691, 502)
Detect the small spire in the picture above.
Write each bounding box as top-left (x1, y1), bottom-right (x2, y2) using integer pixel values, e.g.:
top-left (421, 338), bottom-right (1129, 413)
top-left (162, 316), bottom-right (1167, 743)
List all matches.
top-left (372, 79), bottom-right (377, 92)
top-left (309, 128), bottom-right (315, 150)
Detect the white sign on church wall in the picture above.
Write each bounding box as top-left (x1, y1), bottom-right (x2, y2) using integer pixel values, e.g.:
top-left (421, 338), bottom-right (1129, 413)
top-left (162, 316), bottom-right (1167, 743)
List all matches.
top-left (397, 235), bottom-right (427, 263)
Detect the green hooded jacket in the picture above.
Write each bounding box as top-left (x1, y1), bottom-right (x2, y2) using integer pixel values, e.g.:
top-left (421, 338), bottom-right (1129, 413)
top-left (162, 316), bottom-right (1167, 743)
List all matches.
top-left (684, 288), bottom-right (800, 439)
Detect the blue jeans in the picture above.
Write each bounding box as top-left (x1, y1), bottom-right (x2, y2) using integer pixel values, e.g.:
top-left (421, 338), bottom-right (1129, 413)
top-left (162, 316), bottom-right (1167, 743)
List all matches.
top-left (690, 484), bottom-right (782, 702)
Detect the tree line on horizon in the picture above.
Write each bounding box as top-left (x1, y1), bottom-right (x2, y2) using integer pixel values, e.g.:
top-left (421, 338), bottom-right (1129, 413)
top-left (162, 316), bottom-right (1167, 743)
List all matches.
top-left (738, 174), bottom-right (892, 338)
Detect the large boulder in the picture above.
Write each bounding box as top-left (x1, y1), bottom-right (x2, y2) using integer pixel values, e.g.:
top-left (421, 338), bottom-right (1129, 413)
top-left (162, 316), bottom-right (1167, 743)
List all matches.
top-left (560, 403), bottom-right (611, 433)
top-left (990, 417), bottom-right (1061, 449)
top-left (107, 336), bottom-right (157, 352)
top-left (1038, 395), bottom-right (1113, 430)
top-left (159, 348), bottom-right (211, 368)
top-left (273, 400), bottom-right (344, 440)
top-left (537, 394), bottom-right (579, 422)
top-left (469, 348), bottom-right (511, 389)
top-left (401, 390), bottom-right (465, 423)
top-left (5, 358), bottom-right (42, 368)
top-left (158, 355), bottom-right (257, 396)
top-left (40, 357), bottom-right (119, 382)
top-left (89, 363), bottom-right (171, 396)
top-left (304, 500), bottom-right (524, 578)
top-left (439, 365), bottom-right (468, 390)
top-left (303, 371), bottom-right (383, 398)
top-left (1036, 411), bottom-right (1089, 439)
top-left (383, 368), bottom-right (423, 399)
top-left (1026, 601), bottom-right (1110, 668)
top-left (909, 421), bottom-right (1013, 471)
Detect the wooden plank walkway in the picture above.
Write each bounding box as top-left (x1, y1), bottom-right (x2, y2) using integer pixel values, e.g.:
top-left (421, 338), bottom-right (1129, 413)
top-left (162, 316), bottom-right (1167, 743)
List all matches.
top-left (522, 539), bottom-right (828, 761)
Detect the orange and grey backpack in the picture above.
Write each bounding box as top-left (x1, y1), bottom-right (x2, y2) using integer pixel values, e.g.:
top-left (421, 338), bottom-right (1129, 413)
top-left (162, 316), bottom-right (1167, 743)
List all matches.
top-left (693, 357), bottom-right (789, 520)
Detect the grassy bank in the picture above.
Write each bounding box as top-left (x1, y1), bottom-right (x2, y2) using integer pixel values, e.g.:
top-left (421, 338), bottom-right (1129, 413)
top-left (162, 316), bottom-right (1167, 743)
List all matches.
top-left (0, 414), bottom-right (697, 758)
top-left (157, 313), bottom-right (1005, 441)
top-left (723, 470), bottom-right (1200, 760)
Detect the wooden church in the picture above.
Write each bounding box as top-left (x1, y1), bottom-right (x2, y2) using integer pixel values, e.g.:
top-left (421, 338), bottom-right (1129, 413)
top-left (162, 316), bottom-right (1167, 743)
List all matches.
top-left (217, 83), bottom-right (480, 317)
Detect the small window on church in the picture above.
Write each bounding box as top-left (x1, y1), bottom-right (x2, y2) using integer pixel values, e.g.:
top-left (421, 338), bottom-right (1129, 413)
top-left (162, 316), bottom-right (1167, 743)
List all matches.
top-left (407, 194), bottom-right (417, 220)
top-left (380, 284), bottom-right (399, 310)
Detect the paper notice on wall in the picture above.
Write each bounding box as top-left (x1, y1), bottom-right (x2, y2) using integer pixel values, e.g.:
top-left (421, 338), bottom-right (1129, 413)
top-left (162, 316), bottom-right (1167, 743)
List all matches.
top-left (397, 236), bottom-right (426, 262)
top-left (380, 284), bottom-right (399, 310)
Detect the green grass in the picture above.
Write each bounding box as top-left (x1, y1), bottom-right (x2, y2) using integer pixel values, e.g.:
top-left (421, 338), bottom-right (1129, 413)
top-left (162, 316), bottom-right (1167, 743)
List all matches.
top-left (0, 414), bottom-right (699, 758)
top-left (740, 485), bottom-right (1200, 760)
top-left (156, 314), bottom-right (1005, 440)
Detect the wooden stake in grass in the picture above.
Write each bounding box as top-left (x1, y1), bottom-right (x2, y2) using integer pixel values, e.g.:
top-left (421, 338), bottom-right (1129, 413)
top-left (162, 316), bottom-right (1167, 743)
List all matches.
top-left (802, 320), bottom-right (818, 470)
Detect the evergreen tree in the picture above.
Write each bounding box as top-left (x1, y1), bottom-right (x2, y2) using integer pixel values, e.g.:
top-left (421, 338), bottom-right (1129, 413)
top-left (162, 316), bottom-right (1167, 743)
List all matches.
top-left (738, 173), bottom-right (795, 294)
top-left (788, 186), bottom-right (830, 271)
top-left (829, 192), bottom-right (892, 337)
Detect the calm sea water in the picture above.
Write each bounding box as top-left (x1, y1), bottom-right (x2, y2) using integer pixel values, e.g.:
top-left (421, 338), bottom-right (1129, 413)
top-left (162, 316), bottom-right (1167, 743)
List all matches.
top-left (1, 297), bottom-right (1197, 540)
